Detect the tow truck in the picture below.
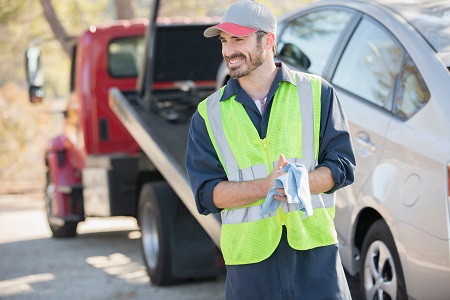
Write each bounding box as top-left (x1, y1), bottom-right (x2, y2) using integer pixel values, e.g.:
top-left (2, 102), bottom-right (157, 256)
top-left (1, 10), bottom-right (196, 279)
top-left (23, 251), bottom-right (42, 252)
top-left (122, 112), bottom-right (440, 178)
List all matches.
top-left (25, 0), bottom-right (224, 285)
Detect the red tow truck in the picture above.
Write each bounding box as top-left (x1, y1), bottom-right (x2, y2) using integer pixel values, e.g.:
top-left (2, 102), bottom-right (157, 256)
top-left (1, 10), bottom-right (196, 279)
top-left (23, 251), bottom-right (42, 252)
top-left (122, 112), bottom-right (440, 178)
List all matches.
top-left (25, 2), bottom-right (225, 285)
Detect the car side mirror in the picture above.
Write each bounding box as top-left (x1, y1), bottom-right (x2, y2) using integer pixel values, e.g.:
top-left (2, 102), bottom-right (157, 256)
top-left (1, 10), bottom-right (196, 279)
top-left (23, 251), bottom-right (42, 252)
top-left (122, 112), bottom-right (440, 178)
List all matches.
top-left (278, 43), bottom-right (311, 70)
top-left (25, 46), bottom-right (45, 103)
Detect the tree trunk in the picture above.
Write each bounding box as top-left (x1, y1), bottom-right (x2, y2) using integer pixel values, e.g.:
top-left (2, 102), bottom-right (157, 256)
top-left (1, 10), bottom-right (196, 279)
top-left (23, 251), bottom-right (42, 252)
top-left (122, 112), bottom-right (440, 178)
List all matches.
top-left (39, 0), bottom-right (135, 58)
top-left (114, 0), bottom-right (135, 20)
top-left (39, 0), bottom-right (73, 58)
top-left (41, 0), bottom-right (72, 58)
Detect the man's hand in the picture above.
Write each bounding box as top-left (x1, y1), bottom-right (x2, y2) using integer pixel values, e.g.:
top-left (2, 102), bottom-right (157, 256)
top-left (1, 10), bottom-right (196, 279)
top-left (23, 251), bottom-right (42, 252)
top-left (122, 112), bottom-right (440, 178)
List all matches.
top-left (213, 154), bottom-right (290, 209)
top-left (269, 154), bottom-right (288, 202)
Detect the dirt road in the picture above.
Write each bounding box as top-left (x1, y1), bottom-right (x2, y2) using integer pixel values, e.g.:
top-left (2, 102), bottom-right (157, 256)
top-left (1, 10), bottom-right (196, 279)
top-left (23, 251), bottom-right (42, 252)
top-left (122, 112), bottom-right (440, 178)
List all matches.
top-left (0, 190), bottom-right (225, 300)
top-left (0, 185), bottom-right (360, 300)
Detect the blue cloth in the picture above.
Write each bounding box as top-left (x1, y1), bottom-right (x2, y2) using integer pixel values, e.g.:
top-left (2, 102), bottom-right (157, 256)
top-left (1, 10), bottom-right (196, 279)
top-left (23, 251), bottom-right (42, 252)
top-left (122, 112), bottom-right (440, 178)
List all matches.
top-left (260, 163), bottom-right (313, 217)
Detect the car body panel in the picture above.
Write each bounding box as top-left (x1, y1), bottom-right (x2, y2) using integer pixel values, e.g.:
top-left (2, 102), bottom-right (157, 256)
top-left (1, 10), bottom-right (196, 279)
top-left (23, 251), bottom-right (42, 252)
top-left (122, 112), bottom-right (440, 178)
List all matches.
top-left (317, 2), bottom-right (450, 298)
top-left (215, 1), bottom-right (450, 298)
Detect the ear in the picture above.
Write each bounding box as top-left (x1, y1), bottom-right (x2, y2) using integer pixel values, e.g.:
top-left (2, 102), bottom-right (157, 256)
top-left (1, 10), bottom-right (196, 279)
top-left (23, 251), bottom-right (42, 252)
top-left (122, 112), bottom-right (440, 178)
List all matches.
top-left (265, 32), bottom-right (276, 50)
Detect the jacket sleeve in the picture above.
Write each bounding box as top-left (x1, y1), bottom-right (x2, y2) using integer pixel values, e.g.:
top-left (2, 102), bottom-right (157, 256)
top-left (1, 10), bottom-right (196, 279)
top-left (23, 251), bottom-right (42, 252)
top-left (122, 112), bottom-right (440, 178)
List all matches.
top-left (185, 110), bottom-right (226, 215)
top-left (317, 79), bottom-right (356, 193)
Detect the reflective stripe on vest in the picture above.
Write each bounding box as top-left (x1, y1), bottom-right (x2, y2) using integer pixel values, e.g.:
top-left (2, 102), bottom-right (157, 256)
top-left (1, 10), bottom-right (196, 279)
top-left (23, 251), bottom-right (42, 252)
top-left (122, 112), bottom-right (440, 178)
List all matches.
top-left (198, 72), bottom-right (337, 265)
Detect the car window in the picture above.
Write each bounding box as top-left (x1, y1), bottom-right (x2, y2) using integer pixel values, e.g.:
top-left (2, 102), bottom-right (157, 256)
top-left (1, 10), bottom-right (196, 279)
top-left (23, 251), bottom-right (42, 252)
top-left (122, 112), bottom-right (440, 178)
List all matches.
top-left (277, 9), bottom-right (353, 75)
top-left (108, 36), bottom-right (145, 78)
top-left (393, 55), bottom-right (430, 120)
top-left (332, 18), bottom-right (403, 109)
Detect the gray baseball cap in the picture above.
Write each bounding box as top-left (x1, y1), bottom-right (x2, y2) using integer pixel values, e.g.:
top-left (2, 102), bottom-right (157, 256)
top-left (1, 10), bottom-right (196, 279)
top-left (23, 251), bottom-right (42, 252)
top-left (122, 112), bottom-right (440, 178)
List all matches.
top-left (204, 0), bottom-right (277, 38)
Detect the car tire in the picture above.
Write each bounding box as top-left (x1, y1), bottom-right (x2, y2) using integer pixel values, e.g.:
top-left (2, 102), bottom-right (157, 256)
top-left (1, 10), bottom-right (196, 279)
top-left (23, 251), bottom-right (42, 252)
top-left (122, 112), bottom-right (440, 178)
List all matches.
top-left (138, 181), bottom-right (180, 286)
top-left (360, 219), bottom-right (407, 300)
top-left (45, 171), bottom-right (78, 238)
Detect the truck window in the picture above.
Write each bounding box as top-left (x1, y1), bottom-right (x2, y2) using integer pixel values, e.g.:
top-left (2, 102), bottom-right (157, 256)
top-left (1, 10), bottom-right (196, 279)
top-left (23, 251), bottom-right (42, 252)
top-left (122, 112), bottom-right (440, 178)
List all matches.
top-left (108, 36), bottom-right (144, 78)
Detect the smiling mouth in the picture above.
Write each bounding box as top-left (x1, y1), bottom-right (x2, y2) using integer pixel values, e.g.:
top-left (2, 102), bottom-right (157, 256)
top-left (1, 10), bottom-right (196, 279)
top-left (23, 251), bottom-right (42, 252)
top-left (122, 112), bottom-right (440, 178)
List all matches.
top-left (229, 57), bottom-right (243, 65)
top-left (226, 54), bottom-right (245, 66)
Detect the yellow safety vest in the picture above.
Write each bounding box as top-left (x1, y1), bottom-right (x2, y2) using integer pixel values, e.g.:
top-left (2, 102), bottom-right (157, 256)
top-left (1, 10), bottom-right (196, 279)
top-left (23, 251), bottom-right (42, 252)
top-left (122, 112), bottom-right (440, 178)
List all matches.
top-left (198, 72), bottom-right (337, 265)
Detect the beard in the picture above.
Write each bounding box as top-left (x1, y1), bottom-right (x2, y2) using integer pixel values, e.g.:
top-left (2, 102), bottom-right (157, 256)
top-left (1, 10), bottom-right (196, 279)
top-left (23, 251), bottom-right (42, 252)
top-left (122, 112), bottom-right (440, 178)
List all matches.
top-left (225, 43), bottom-right (265, 79)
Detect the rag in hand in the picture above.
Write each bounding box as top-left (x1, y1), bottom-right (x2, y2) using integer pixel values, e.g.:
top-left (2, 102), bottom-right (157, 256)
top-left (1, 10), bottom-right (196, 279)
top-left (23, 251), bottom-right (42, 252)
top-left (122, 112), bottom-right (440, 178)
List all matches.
top-left (260, 163), bottom-right (313, 218)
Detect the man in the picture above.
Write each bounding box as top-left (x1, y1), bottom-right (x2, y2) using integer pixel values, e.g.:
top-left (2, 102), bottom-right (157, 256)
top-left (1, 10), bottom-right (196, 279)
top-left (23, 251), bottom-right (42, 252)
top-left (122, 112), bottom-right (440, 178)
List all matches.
top-left (185, 1), bottom-right (356, 299)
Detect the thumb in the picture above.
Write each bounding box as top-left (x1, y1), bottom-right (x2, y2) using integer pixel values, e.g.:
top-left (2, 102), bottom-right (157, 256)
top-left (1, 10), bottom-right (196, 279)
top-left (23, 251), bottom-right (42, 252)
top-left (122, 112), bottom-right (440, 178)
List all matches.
top-left (277, 154), bottom-right (288, 170)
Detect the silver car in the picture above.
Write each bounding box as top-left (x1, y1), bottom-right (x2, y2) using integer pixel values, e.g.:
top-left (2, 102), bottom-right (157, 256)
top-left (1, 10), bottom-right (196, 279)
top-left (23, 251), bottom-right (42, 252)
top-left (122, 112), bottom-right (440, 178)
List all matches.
top-left (216, 0), bottom-right (450, 299)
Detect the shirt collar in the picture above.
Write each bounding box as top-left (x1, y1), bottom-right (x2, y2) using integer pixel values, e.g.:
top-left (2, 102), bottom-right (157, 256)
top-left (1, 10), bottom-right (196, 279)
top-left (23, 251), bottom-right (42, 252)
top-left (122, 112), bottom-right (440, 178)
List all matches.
top-left (220, 62), bottom-right (296, 102)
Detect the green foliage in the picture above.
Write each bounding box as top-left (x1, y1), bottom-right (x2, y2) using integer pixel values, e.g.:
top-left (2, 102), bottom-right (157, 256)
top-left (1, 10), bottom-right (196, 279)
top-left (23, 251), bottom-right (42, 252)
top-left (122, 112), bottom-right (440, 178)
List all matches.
top-left (158, 0), bottom-right (313, 18)
top-left (53, 0), bottom-right (110, 35)
top-left (0, 1), bottom-right (41, 88)
top-left (0, 0), bottom-right (27, 24)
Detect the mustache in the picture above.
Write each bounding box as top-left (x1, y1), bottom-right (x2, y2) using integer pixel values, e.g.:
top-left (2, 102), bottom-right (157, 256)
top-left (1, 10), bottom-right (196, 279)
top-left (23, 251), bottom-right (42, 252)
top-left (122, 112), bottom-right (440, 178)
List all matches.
top-left (225, 53), bottom-right (245, 62)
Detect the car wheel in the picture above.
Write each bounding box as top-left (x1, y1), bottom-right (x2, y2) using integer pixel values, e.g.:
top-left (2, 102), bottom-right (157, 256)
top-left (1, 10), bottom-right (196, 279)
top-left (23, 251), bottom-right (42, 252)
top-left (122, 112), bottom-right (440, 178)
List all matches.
top-left (138, 181), bottom-right (179, 286)
top-left (45, 171), bottom-right (78, 238)
top-left (360, 219), bottom-right (407, 300)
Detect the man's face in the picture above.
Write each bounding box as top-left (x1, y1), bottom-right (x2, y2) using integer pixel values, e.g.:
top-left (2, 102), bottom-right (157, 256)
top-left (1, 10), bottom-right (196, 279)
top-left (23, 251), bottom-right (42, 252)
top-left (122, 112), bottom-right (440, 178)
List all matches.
top-left (219, 32), bottom-right (265, 79)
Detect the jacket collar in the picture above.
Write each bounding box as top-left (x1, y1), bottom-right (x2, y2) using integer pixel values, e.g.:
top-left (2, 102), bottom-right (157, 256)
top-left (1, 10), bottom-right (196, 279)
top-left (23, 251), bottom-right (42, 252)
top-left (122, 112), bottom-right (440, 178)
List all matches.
top-left (220, 62), bottom-right (295, 102)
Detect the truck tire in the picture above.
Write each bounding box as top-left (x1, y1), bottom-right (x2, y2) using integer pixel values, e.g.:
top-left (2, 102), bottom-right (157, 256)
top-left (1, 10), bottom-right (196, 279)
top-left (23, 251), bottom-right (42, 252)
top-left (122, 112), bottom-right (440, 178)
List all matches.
top-left (138, 181), bottom-right (224, 286)
top-left (45, 172), bottom-right (78, 238)
top-left (359, 219), bottom-right (407, 300)
top-left (138, 181), bottom-right (179, 285)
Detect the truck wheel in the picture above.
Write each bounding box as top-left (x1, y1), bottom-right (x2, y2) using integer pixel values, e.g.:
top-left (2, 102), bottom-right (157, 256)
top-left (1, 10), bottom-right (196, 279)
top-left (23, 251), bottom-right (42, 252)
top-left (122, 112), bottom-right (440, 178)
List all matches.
top-left (45, 172), bottom-right (78, 238)
top-left (359, 219), bottom-right (407, 300)
top-left (138, 181), bottom-right (179, 286)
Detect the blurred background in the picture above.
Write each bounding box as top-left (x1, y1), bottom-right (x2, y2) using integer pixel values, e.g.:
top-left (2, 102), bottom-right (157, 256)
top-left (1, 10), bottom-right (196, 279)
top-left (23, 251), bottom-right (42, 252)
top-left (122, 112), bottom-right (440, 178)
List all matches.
top-left (0, 0), bottom-right (310, 191)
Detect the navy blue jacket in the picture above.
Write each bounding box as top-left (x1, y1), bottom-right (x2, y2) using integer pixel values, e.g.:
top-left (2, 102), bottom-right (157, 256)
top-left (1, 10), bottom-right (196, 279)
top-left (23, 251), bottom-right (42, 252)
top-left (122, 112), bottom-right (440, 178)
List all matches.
top-left (186, 63), bottom-right (355, 215)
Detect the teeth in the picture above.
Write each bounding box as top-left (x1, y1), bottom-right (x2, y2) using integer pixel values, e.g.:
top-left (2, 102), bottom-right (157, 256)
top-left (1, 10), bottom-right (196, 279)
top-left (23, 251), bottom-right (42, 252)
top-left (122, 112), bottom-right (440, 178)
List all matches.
top-left (230, 58), bottom-right (243, 64)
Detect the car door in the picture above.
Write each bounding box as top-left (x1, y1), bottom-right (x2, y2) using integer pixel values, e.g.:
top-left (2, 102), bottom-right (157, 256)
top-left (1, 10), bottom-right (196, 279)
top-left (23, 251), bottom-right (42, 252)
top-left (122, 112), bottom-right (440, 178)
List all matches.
top-left (331, 17), bottom-right (404, 244)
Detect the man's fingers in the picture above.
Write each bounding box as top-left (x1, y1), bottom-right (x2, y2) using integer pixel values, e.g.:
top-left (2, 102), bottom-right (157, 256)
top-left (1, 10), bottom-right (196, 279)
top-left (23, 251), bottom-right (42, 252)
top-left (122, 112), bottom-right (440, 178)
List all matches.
top-left (278, 154), bottom-right (288, 170)
top-left (276, 188), bottom-right (285, 195)
top-left (274, 193), bottom-right (287, 202)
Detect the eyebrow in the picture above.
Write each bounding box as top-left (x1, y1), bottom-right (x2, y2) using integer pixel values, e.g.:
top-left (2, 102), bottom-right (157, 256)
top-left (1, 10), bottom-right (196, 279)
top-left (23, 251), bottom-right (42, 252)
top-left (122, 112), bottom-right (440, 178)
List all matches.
top-left (219, 35), bottom-right (245, 41)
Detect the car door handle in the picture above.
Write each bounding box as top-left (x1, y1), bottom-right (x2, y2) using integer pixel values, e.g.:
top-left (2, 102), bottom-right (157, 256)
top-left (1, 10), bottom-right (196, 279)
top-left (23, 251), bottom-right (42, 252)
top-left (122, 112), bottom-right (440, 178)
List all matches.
top-left (356, 132), bottom-right (377, 153)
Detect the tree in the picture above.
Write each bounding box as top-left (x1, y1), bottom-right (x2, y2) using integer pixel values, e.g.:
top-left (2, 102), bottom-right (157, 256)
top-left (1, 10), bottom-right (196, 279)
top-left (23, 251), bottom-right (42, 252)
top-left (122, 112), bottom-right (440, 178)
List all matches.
top-left (39, 0), bottom-right (73, 57)
top-left (114, 0), bottom-right (135, 20)
top-left (39, 0), bottom-right (136, 58)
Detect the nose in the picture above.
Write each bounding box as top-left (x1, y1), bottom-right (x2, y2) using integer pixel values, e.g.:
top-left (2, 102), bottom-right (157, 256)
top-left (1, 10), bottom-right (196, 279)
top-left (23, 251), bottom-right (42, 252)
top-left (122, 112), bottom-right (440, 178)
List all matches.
top-left (222, 42), bottom-right (236, 58)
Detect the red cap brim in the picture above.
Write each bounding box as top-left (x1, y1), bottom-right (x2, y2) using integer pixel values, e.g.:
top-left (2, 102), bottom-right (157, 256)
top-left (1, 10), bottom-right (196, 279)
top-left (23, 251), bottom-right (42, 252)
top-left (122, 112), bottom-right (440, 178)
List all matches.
top-left (204, 22), bottom-right (257, 38)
